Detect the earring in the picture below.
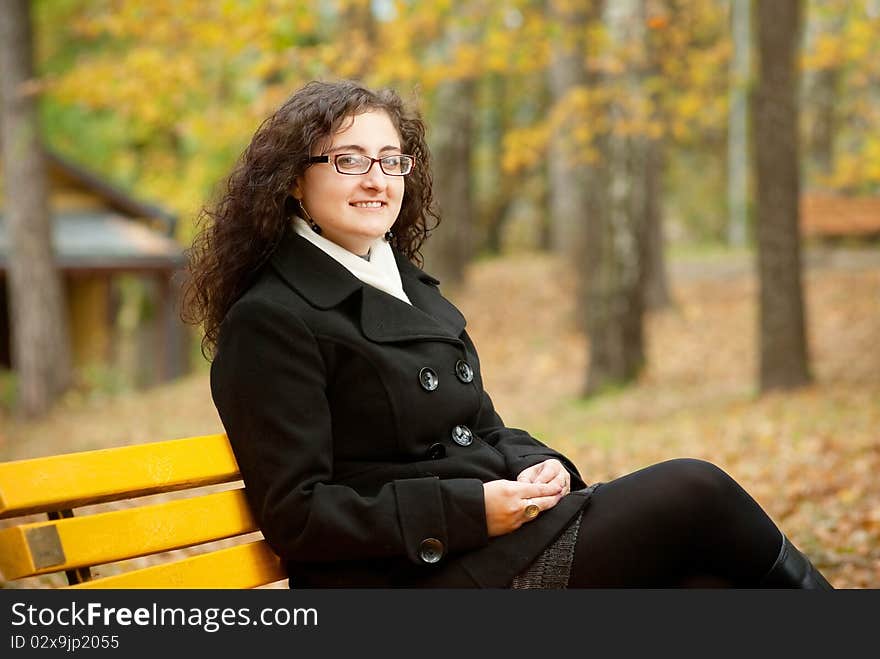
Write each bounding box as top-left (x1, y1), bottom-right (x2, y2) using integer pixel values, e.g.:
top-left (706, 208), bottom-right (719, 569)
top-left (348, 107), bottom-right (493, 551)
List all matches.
top-left (298, 200), bottom-right (322, 235)
top-left (384, 230), bottom-right (394, 242)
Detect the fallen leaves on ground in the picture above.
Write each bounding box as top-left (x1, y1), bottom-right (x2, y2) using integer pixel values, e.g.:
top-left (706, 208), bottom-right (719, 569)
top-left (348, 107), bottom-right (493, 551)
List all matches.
top-left (455, 247), bottom-right (880, 589)
top-left (2, 246), bottom-right (878, 588)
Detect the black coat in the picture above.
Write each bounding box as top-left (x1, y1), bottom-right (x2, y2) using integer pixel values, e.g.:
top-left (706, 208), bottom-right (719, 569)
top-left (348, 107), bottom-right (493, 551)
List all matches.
top-left (210, 231), bottom-right (593, 587)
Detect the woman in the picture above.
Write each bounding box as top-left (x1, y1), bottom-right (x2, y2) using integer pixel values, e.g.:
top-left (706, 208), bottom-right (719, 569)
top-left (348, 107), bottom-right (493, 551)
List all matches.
top-left (184, 79), bottom-right (833, 589)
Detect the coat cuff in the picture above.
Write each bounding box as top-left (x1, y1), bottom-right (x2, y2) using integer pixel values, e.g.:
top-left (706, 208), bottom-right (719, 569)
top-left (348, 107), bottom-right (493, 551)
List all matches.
top-left (394, 477), bottom-right (488, 566)
top-left (438, 478), bottom-right (489, 553)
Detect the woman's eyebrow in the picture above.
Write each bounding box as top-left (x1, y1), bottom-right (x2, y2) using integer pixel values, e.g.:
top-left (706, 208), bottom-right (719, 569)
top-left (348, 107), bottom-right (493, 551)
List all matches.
top-left (325, 144), bottom-right (402, 154)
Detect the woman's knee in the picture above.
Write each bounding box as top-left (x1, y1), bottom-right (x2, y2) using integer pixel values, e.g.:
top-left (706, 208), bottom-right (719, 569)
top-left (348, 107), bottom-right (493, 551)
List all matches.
top-left (592, 458), bottom-right (737, 524)
top-left (661, 457), bottom-right (731, 482)
top-left (652, 458), bottom-right (739, 509)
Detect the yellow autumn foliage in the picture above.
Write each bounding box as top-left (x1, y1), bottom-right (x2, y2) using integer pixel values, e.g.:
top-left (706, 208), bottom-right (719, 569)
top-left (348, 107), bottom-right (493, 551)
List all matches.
top-left (31, 0), bottom-right (880, 227)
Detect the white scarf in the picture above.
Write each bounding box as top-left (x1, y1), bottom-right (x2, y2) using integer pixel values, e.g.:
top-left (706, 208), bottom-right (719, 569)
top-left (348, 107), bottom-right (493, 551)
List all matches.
top-left (292, 217), bottom-right (412, 306)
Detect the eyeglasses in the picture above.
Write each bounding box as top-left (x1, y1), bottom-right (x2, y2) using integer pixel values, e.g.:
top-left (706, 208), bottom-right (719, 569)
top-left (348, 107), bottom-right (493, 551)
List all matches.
top-left (308, 153), bottom-right (415, 176)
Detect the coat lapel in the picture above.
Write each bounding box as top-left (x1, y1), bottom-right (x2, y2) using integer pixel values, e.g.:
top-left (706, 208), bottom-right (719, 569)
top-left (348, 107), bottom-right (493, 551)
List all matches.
top-left (269, 230), bottom-right (362, 309)
top-left (269, 231), bottom-right (466, 344)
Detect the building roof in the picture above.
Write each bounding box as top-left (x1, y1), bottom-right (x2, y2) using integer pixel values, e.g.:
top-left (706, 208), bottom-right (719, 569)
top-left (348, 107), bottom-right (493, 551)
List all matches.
top-left (45, 151), bottom-right (178, 236)
top-left (0, 212), bottom-right (185, 272)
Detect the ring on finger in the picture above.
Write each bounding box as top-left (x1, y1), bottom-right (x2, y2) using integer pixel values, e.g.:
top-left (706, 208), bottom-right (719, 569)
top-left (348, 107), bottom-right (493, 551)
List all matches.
top-left (523, 502), bottom-right (540, 520)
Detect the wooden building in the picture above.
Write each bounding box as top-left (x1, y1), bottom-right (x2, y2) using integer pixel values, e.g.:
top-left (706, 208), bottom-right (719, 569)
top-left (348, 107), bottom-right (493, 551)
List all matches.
top-left (0, 151), bottom-right (191, 388)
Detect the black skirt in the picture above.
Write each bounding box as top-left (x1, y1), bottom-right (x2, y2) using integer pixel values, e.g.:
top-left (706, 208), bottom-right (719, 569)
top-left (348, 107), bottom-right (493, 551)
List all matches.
top-left (510, 484), bottom-right (600, 589)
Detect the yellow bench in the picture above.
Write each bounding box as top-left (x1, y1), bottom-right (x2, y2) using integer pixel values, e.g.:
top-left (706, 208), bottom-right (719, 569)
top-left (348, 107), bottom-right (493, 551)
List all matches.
top-left (0, 434), bottom-right (286, 589)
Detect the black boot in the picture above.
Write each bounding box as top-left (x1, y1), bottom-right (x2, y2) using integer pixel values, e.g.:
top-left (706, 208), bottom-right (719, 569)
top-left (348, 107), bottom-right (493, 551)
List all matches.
top-left (761, 534), bottom-right (834, 589)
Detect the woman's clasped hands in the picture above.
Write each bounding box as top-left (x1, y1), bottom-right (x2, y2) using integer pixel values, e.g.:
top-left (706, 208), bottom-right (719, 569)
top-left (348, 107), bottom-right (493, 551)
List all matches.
top-left (482, 459), bottom-right (572, 537)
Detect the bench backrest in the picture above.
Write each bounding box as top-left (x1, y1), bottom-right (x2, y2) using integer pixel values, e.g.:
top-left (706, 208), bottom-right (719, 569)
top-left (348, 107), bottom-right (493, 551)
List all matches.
top-left (0, 434), bottom-right (286, 589)
top-left (801, 193), bottom-right (880, 239)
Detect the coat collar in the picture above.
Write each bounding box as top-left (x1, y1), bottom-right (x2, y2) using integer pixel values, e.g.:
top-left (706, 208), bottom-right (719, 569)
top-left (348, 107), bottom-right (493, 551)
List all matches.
top-left (269, 231), bottom-right (466, 343)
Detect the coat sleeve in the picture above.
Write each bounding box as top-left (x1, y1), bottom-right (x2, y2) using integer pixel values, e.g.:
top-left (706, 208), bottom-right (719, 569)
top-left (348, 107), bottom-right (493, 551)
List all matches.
top-left (472, 389), bottom-right (587, 490)
top-left (210, 297), bottom-right (489, 565)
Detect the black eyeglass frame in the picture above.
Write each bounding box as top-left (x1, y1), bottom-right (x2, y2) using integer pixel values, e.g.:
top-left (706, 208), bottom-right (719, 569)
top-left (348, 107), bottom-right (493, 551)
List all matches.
top-left (308, 153), bottom-right (416, 176)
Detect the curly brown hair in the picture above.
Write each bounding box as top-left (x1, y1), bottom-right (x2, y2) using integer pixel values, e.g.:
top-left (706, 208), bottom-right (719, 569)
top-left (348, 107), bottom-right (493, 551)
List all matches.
top-left (180, 80), bottom-right (439, 359)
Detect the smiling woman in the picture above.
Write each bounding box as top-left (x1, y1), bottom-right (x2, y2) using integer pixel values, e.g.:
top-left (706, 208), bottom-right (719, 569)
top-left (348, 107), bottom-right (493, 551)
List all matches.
top-left (180, 79), bottom-right (833, 590)
top-left (291, 111), bottom-right (406, 256)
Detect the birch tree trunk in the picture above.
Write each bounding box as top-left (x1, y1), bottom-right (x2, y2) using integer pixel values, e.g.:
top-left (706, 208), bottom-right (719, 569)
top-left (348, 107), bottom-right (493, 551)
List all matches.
top-left (580, 0), bottom-right (650, 394)
top-left (0, 0), bottom-right (73, 417)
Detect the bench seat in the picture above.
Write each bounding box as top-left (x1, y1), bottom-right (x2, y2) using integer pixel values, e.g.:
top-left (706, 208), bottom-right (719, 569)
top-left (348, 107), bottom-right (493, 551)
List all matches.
top-left (0, 434), bottom-right (287, 589)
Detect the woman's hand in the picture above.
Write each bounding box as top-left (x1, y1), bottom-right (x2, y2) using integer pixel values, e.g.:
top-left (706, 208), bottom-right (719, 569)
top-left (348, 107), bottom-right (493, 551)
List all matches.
top-left (516, 459), bottom-right (571, 497)
top-left (482, 479), bottom-right (564, 537)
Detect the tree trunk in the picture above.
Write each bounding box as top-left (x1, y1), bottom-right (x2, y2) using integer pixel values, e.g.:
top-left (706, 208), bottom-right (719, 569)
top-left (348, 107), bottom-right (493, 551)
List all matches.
top-left (536, 76), bottom-right (553, 252)
top-left (546, 0), bottom-right (596, 257)
top-left (727, 0), bottom-right (751, 247)
top-left (579, 0), bottom-right (651, 395)
top-left (480, 74), bottom-right (516, 255)
top-left (808, 66), bottom-right (839, 179)
top-left (643, 0), bottom-right (671, 310)
top-left (643, 137), bottom-right (670, 310)
top-left (753, 0), bottom-right (811, 391)
top-left (423, 77), bottom-right (476, 291)
top-left (583, 124), bottom-right (650, 393)
top-left (803, 6), bottom-right (844, 181)
top-left (340, 0), bottom-right (377, 81)
top-left (1, 0), bottom-right (73, 417)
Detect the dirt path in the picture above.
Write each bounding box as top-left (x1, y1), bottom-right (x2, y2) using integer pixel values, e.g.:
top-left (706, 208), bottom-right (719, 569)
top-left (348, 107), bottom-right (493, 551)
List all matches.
top-left (669, 244), bottom-right (880, 281)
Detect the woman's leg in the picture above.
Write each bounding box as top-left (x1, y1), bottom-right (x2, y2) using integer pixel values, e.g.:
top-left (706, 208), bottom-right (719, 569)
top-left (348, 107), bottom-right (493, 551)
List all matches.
top-left (567, 458), bottom-right (787, 588)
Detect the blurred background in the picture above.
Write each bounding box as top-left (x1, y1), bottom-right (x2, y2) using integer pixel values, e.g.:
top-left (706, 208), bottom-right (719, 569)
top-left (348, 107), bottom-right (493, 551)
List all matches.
top-left (0, 1), bottom-right (878, 587)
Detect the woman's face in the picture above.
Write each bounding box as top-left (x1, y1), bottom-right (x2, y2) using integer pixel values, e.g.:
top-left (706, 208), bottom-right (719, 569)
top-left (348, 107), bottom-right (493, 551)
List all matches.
top-left (292, 110), bottom-right (405, 256)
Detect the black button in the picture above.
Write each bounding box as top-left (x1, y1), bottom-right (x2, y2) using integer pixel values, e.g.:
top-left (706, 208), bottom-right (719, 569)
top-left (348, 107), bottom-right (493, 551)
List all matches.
top-left (455, 360), bottom-right (474, 383)
top-left (419, 367), bottom-right (439, 391)
top-left (451, 425), bottom-right (473, 446)
top-left (426, 443), bottom-right (446, 460)
top-left (419, 538), bottom-right (444, 564)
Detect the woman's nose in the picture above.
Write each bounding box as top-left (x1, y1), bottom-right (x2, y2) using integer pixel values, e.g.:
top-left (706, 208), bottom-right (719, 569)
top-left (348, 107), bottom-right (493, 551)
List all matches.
top-left (361, 161), bottom-right (388, 190)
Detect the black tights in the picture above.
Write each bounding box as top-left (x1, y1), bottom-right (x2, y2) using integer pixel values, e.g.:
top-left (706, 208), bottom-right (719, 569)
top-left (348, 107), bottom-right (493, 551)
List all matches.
top-left (568, 458), bottom-right (784, 588)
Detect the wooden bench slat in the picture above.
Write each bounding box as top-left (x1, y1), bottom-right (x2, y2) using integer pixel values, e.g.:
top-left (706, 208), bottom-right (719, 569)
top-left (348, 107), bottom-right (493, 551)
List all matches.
top-left (0, 489), bottom-right (258, 580)
top-left (70, 540), bottom-right (286, 589)
top-left (0, 434), bottom-right (239, 518)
